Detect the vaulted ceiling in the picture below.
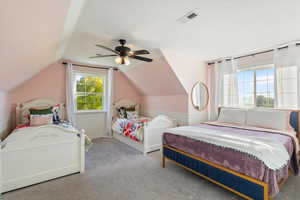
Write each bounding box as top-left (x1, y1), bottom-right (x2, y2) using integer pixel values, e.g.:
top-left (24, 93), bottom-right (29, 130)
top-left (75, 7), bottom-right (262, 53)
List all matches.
top-left (1, 0), bottom-right (300, 92)
top-left (1, 0), bottom-right (70, 91)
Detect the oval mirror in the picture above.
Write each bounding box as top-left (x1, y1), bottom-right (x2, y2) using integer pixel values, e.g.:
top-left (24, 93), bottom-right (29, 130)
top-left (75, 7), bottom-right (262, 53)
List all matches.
top-left (191, 82), bottom-right (209, 111)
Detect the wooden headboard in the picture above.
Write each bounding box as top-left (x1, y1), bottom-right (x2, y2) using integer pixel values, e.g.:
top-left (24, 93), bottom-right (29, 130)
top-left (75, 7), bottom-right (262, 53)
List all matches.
top-left (16, 99), bottom-right (65, 125)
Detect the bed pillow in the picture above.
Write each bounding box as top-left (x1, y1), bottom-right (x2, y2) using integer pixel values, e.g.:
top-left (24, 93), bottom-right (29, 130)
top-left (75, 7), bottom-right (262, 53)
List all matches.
top-left (217, 108), bottom-right (247, 125)
top-left (30, 114), bottom-right (53, 126)
top-left (246, 109), bottom-right (290, 131)
top-left (29, 106), bottom-right (53, 115)
top-left (127, 111), bottom-right (139, 120)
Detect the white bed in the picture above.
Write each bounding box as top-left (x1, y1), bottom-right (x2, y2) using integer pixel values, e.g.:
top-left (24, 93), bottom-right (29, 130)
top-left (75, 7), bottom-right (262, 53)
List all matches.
top-left (112, 99), bottom-right (177, 155)
top-left (0, 99), bottom-right (85, 194)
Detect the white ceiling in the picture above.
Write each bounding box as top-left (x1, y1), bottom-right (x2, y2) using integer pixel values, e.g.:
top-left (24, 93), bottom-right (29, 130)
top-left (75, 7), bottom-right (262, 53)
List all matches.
top-left (65, 0), bottom-right (300, 65)
top-left (2, 0), bottom-right (300, 91)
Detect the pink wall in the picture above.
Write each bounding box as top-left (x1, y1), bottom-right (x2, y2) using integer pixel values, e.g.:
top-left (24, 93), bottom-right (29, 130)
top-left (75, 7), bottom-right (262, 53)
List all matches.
top-left (9, 62), bottom-right (66, 129)
top-left (141, 95), bottom-right (188, 113)
top-left (113, 71), bottom-right (142, 104)
top-left (10, 62), bottom-right (66, 104)
top-left (123, 57), bottom-right (188, 114)
top-left (163, 51), bottom-right (208, 124)
top-left (124, 57), bottom-right (187, 96)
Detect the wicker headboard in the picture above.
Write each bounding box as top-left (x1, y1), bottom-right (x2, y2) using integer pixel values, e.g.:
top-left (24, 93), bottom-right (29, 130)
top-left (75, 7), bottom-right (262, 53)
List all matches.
top-left (16, 99), bottom-right (65, 125)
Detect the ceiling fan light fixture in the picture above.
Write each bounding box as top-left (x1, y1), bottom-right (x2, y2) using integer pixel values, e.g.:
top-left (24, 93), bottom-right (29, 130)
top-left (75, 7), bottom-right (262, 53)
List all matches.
top-left (115, 56), bottom-right (130, 65)
top-left (123, 56), bottom-right (130, 65)
top-left (115, 56), bottom-right (122, 64)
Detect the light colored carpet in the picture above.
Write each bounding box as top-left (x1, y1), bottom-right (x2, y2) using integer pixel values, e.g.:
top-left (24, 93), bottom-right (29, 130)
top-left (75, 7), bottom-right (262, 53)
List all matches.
top-left (3, 138), bottom-right (299, 200)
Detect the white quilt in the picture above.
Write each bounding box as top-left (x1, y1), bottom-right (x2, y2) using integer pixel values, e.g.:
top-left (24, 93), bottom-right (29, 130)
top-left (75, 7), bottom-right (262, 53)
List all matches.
top-left (166, 126), bottom-right (290, 170)
top-left (1, 125), bottom-right (78, 150)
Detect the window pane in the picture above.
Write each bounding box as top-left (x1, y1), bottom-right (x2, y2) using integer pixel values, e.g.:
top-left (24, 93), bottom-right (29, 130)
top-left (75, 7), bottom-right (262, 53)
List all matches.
top-left (255, 68), bottom-right (275, 108)
top-left (76, 76), bottom-right (85, 92)
top-left (256, 69), bottom-right (268, 81)
top-left (85, 76), bottom-right (103, 93)
top-left (76, 93), bottom-right (103, 110)
top-left (77, 95), bottom-right (87, 110)
top-left (237, 70), bottom-right (254, 107)
top-left (95, 94), bottom-right (103, 110)
top-left (86, 94), bottom-right (103, 110)
top-left (94, 78), bottom-right (104, 93)
top-left (256, 94), bottom-right (274, 108)
top-left (75, 73), bottom-right (104, 111)
top-left (256, 80), bottom-right (268, 93)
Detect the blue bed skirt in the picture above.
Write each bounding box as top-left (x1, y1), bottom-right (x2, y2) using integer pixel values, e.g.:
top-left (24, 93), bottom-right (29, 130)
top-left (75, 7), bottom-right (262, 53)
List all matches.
top-left (163, 146), bottom-right (268, 200)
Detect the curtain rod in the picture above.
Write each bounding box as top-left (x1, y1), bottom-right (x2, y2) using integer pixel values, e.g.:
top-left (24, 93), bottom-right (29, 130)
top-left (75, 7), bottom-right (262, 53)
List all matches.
top-left (62, 62), bottom-right (119, 71)
top-left (207, 42), bottom-right (300, 65)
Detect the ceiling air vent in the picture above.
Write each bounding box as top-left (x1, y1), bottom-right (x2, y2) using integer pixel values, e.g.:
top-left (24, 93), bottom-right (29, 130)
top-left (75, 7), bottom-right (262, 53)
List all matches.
top-left (177, 11), bottom-right (198, 23)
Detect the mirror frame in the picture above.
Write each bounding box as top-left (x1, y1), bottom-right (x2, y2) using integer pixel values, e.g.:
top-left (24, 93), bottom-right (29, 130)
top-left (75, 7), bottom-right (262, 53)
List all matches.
top-left (191, 81), bottom-right (209, 112)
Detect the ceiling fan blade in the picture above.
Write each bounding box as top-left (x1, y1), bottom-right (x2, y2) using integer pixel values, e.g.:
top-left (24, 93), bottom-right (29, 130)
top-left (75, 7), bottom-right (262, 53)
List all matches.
top-left (96, 54), bottom-right (117, 57)
top-left (132, 50), bottom-right (150, 55)
top-left (89, 55), bottom-right (103, 59)
top-left (89, 54), bottom-right (117, 59)
top-left (130, 55), bottom-right (153, 62)
top-left (96, 44), bottom-right (119, 54)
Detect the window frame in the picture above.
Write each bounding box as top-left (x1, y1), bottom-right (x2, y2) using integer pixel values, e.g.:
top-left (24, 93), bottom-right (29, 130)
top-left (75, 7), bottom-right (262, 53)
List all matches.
top-left (237, 64), bottom-right (275, 108)
top-left (73, 71), bottom-right (107, 113)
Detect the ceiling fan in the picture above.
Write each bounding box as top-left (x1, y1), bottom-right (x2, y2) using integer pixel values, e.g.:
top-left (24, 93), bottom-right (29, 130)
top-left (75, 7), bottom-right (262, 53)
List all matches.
top-left (89, 39), bottom-right (153, 65)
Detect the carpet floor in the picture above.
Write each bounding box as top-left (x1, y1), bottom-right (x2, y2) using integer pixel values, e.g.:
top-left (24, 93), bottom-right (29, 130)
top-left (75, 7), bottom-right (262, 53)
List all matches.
top-left (3, 138), bottom-right (299, 200)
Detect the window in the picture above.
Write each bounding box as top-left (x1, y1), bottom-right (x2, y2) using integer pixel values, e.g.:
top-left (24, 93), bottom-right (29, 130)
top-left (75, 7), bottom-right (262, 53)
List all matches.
top-left (237, 65), bottom-right (275, 108)
top-left (74, 72), bottom-right (105, 112)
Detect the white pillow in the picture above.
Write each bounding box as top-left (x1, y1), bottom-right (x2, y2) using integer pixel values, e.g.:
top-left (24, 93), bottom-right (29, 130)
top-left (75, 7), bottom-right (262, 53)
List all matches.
top-left (218, 108), bottom-right (247, 125)
top-left (127, 111), bottom-right (139, 120)
top-left (246, 109), bottom-right (290, 131)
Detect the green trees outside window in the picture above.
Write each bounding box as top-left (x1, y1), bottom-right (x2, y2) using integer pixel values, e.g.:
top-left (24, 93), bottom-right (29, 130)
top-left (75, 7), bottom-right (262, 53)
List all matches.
top-left (75, 74), bottom-right (104, 111)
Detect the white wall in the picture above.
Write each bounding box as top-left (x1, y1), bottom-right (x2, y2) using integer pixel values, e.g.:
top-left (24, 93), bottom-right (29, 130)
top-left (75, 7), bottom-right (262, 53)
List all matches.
top-left (76, 112), bottom-right (106, 139)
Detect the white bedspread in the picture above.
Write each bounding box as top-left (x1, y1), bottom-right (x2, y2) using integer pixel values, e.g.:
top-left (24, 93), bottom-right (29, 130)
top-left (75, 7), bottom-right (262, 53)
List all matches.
top-left (166, 126), bottom-right (290, 170)
top-left (1, 124), bottom-right (78, 150)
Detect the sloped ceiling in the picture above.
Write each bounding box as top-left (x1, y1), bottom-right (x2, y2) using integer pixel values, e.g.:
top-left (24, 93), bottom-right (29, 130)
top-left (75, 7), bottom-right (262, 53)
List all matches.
top-left (0, 0), bottom-right (85, 91)
top-left (121, 56), bottom-right (187, 96)
top-left (2, 0), bottom-right (300, 93)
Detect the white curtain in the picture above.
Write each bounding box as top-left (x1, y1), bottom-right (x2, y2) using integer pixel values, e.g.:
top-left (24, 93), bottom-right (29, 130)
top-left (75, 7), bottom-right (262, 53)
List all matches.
top-left (208, 59), bottom-right (239, 120)
top-left (222, 59), bottom-right (239, 107)
top-left (274, 44), bottom-right (300, 109)
top-left (215, 59), bottom-right (239, 107)
top-left (208, 64), bottom-right (217, 120)
top-left (106, 68), bottom-right (113, 136)
top-left (66, 63), bottom-right (77, 126)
